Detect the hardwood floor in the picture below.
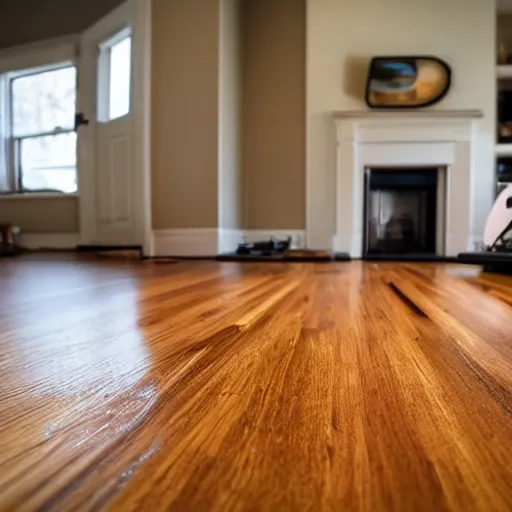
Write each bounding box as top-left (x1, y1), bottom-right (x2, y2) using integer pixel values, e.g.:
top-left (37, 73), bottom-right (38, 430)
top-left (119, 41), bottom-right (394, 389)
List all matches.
top-left (1, 256), bottom-right (512, 511)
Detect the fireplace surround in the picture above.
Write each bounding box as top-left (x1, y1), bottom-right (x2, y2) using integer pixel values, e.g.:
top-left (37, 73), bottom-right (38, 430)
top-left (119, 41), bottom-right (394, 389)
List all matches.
top-left (332, 110), bottom-right (484, 258)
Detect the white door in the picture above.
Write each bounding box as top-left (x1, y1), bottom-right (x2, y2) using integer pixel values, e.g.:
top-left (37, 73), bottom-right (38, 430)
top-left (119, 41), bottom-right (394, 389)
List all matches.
top-left (78, 2), bottom-right (138, 247)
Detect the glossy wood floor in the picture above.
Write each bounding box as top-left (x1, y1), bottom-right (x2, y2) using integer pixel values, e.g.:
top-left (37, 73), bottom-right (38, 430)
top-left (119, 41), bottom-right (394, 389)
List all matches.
top-left (1, 256), bottom-right (512, 511)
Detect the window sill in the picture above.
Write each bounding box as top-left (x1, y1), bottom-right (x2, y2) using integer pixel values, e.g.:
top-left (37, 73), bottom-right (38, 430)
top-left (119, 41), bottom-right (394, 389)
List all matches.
top-left (0, 192), bottom-right (79, 200)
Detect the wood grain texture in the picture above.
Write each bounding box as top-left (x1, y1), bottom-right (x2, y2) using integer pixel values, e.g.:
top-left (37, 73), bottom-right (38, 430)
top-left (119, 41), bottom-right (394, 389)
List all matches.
top-left (0, 256), bottom-right (512, 511)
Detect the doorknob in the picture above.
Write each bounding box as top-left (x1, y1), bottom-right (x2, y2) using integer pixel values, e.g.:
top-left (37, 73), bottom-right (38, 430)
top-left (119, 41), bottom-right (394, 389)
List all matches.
top-left (75, 112), bottom-right (90, 130)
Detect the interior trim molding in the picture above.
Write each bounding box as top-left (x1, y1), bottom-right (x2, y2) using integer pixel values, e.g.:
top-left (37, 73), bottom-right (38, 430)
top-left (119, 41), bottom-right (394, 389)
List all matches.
top-left (152, 229), bottom-right (307, 257)
top-left (78, 0), bottom-right (152, 256)
top-left (132, 0), bottom-right (152, 258)
top-left (19, 233), bottom-right (80, 250)
top-left (218, 229), bottom-right (244, 254)
top-left (332, 109), bottom-right (484, 120)
top-left (332, 114), bottom-right (479, 257)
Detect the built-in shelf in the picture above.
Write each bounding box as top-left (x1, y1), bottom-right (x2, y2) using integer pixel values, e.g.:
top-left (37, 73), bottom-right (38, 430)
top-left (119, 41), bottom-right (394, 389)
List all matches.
top-left (495, 143), bottom-right (512, 157)
top-left (497, 65), bottom-right (512, 79)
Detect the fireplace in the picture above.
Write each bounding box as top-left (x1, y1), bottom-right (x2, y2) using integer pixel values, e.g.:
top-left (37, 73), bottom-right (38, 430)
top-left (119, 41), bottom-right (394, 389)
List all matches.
top-left (331, 110), bottom-right (484, 258)
top-left (363, 168), bottom-right (439, 257)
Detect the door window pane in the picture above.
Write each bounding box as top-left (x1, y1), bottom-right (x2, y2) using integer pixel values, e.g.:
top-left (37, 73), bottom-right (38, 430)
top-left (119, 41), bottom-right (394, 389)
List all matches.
top-left (20, 133), bottom-right (77, 193)
top-left (109, 36), bottom-right (131, 120)
top-left (11, 66), bottom-right (76, 137)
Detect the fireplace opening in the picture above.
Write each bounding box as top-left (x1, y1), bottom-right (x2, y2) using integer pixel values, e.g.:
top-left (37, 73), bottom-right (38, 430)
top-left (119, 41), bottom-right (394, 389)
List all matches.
top-left (363, 167), bottom-right (439, 257)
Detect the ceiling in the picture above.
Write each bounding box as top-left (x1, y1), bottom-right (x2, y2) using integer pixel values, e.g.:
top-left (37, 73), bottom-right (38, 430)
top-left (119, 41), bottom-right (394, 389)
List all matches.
top-left (0, 0), bottom-right (124, 49)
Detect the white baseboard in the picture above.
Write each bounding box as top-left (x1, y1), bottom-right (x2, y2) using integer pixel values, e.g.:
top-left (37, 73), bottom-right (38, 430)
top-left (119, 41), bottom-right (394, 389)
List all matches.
top-left (468, 234), bottom-right (485, 252)
top-left (332, 234), bottom-right (346, 255)
top-left (19, 233), bottom-right (80, 250)
top-left (151, 228), bottom-right (307, 257)
top-left (332, 232), bottom-right (361, 257)
top-left (218, 229), bottom-right (244, 254)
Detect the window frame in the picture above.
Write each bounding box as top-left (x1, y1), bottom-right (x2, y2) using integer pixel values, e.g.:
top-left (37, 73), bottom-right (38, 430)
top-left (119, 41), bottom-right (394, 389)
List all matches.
top-left (0, 37), bottom-right (79, 197)
top-left (8, 62), bottom-right (77, 193)
top-left (97, 27), bottom-right (132, 123)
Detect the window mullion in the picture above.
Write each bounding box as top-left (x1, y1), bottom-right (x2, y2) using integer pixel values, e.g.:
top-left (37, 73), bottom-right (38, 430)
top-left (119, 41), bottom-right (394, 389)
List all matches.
top-left (13, 128), bottom-right (75, 140)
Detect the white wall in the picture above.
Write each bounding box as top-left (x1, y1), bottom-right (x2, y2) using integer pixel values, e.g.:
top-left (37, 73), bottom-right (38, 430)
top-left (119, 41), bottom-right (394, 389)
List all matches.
top-left (219, 0), bottom-right (242, 230)
top-left (307, 0), bottom-right (496, 250)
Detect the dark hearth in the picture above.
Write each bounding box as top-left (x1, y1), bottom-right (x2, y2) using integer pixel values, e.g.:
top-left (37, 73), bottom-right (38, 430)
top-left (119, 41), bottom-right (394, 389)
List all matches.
top-left (363, 168), bottom-right (438, 258)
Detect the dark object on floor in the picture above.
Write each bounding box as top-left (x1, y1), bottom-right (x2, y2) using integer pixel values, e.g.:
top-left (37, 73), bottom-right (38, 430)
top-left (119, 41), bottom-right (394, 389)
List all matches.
top-left (217, 250), bottom-right (350, 263)
top-left (458, 252), bottom-right (512, 275)
top-left (333, 252), bottom-right (351, 261)
top-left (236, 237), bottom-right (291, 257)
top-left (220, 237), bottom-right (350, 262)
top-left (365, 253), bottom-right (456, 262)
top-left (0, 224), bottom-right (20, 257)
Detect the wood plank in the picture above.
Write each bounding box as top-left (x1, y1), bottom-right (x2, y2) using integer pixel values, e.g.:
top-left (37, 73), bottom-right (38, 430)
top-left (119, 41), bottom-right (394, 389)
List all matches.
top-left (0, 258), bottom-right (511, 511)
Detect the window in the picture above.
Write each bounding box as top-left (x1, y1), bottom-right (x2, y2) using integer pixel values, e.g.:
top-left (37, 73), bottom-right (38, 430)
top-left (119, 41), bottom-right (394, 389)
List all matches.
top-left (3, 63), bottom-right (77, 194)
top-left (108, 36), bottom-right (131, 120)
top-left (98, 32), bottom-right (131, 122)
top-left (18, 132), bottom-right (77, 193)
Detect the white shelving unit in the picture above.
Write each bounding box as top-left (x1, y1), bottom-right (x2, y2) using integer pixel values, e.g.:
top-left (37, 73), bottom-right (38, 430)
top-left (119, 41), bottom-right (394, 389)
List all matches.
top-left (496, 61), bottom-right (512, 195)
top-left (495, 143), bottom-right (512, 157)
top-left (497, 65), bottom-right (512, 79)
top-left (496, 7), bottom-right (512, 195)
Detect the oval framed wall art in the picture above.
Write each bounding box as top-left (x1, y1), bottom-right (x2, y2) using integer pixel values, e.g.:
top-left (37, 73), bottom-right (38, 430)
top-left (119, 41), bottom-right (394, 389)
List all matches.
top-left (365, 56), bottom-right (452, 109)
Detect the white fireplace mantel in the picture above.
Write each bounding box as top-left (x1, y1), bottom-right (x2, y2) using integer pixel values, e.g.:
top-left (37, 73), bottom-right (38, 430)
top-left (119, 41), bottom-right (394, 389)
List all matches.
top-left (332, 109), bottom-right (484, 258)
top-left (332, 109), bottom-right (484, 120)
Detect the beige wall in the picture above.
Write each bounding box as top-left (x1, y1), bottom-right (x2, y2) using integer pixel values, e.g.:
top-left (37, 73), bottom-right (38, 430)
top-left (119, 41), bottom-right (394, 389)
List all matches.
top-left (0, 197), bottom-right (78, 233)
top-left (219, 0), bottom-right (243, 230)
top-left (2, 0), bottom-right (496, 242)
top-left (151, 0), bottom-right (306, 231)
top-left (307, 0), bottom-right (496, 249)
top-left (0, 0), bottom-right (124, 49)
top-left (151, 0), bottom-right (220, 229)
top-left (241, 0), bottom-right (306, 230)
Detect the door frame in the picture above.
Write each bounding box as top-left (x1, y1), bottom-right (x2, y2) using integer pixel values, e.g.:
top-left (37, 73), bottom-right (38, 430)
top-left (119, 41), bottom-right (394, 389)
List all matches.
top-left (77, 0), bottom-right (152, 255)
